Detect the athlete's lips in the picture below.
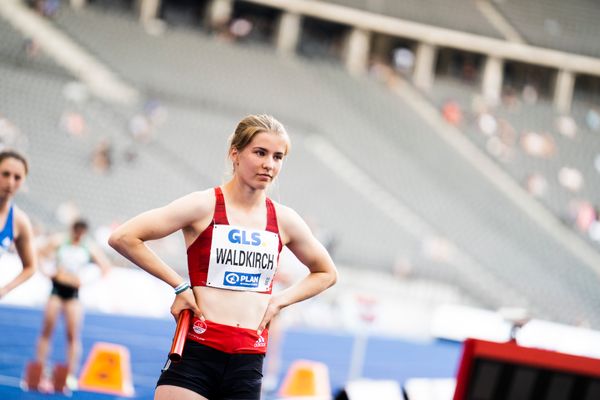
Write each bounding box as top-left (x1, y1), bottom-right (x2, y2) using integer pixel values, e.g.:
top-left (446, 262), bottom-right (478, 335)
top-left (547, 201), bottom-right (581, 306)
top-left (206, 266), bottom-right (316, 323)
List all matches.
top-left (257, 174), bottom-right (272, 180)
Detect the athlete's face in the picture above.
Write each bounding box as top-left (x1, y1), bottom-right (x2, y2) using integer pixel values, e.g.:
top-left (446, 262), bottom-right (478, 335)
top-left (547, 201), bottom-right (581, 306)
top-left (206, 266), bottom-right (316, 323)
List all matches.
top-left (232, 131), bottom-right (288, 189)
top-left (0, 158), bottom-right (26, 199)
top-left (71, 226), bottom-right (87, 242)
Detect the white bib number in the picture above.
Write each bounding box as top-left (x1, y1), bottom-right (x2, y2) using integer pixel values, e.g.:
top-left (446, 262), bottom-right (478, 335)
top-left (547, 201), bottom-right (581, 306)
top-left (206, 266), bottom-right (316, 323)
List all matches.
top-left (207, 224), bottom-right (279, 291)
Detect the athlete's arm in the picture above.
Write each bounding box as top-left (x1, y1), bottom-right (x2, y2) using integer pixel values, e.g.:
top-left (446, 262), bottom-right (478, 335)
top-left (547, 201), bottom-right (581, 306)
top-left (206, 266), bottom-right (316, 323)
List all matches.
top-left (0, 209), bottom-right (37, 298)
top-left (257, 205), bottom-right (337, 334)
top-left (36, 233), bottom-right (61, 264)
top-left (89, 243), bottom-right (112, 277)
top-left (109, 191), bottom-right (211, 319)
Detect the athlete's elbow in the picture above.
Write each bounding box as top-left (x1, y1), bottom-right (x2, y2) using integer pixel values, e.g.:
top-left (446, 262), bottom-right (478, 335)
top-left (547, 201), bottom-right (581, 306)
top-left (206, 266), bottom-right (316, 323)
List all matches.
top-left (23, 262), bottom-right (36, 277)
top-left (108, 229), bottom-right (130, 253)
top-left (325, 268), bottom-right (338, 288)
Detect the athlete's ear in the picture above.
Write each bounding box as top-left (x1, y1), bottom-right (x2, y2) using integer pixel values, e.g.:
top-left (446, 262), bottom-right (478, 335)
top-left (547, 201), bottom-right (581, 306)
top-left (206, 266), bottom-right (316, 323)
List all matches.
top-left (229, 147), bottom-right (239, 163)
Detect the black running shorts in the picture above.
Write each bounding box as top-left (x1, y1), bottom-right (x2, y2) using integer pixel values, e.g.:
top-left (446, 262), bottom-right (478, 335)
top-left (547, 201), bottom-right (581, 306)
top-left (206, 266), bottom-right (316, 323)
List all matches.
top-left (50, 279), bottom-right (79, 300)
top-left (157, 340), bottom-right (264, 399)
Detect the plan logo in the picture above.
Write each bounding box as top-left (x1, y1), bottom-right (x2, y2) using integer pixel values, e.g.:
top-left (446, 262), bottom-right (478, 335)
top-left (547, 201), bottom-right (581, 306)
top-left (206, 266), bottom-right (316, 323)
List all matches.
top-left (223, 271), bottom-right (261, 288)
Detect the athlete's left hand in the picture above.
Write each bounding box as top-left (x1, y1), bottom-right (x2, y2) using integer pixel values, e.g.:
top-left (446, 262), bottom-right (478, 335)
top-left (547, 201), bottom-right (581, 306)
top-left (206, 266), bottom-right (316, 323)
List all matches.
top-left (257, 296), bottom-right (284, 336)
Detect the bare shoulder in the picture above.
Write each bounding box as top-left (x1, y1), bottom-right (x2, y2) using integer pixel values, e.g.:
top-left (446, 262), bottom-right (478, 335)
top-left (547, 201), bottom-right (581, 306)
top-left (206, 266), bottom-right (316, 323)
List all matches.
top-left (271, 201), bottom-right (309, 244)
top-left (12, 205), bottom-right (33, 239)
top-left (272, 201), bottom-right (300, 224)
top-left (170, 189), bottom-right (215, 214)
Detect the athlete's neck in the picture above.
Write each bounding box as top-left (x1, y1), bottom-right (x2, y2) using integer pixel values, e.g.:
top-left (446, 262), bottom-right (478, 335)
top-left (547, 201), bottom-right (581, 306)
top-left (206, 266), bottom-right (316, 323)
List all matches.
top-left (0, 198), bottom-right (11, 214)
top-left (222, 180), bottom-right (266, 211)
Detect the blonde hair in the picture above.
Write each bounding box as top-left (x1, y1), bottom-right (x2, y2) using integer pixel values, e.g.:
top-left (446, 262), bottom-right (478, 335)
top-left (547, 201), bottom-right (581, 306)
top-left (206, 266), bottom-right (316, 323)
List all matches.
top-left (228, 114), bottom-right (291, 155)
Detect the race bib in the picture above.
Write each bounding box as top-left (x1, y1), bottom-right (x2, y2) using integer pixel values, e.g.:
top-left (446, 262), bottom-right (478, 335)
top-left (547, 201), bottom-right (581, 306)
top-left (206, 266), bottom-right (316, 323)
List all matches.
top-left (206, 225), bottom-right (279, 291)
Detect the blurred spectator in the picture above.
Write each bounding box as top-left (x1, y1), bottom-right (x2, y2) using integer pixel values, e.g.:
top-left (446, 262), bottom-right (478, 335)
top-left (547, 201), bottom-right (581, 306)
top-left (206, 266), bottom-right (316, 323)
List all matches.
top-left (585, 109), bottom-right (600, 132)
top-left (368, 56), bottom-right (395, 84)
top-left (59, 111), bottom-right (86, 137)
top-left (91, 138), bottom-right (113, 174)
top-left (28, 0), bottom-right (61, 18)
top-left (229, 17), bottom-right (254, 41)
top-left (0, 116), bottom-right (22, 149)
top-left (143, 99), bottom-right (168, 126)
top-left (477, 112), bottom-right (498, 136)
top-left (574, 200), bottom-right (596, 233)
top-left (497, 118), bottom-right (517, 147)
top-left (462, 59), bottom-right (477, 83)
top-left (128, 114), bottom-right (151, 143)
top-left (587, 220), bottom-right (600, 242)
top-left (520, 131), bottom-right (556, 158)
top-left (564, 199), bottom-right (594, 231)
top-left (501, 86), bottom-right (521, 112)
top-left (22, 37), bottom-right (41, 58)
top-left (442, 100), bottom-right (463, 126)
top-left (558, 166), bottom-right (584, 192)
top-left (522, 84), bottom-right (538, 105)
top-left (556, 115), bottom-right (577, 138)
top-left (525, 173), bottom-right (548, 198)
top-left (392, 47), bottom-right (414, 76)
top-left (123, 145), bottom-right (139, 164)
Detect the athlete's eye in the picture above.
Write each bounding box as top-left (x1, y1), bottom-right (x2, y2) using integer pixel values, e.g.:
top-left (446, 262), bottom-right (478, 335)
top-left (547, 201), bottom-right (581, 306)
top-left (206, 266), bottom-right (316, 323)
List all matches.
top-left (1, 171), bottom-right (10, 178)
top-left (255, 150), bottom-right (265, 156)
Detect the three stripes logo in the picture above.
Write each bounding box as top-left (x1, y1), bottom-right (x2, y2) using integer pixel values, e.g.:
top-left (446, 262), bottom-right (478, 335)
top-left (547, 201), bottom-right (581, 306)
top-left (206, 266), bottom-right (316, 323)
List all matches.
top-left (254, 335), bottom-right (266, 348)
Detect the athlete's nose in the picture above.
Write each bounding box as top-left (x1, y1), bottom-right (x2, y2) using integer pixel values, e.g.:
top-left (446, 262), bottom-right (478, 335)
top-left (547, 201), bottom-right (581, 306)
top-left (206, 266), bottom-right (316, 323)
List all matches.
top-left (262, 157), bottom-right (274, 171)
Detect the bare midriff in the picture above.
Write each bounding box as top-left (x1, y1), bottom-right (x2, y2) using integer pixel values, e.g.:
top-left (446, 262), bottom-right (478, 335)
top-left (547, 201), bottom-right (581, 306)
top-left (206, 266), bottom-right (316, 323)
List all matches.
top-left (192, 286), bottom-right (270, 330)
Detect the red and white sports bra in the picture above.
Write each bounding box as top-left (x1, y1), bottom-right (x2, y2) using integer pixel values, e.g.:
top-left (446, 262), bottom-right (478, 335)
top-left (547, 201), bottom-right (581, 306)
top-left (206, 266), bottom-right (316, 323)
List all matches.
top-left (187, 187), bottom-right (283, 294)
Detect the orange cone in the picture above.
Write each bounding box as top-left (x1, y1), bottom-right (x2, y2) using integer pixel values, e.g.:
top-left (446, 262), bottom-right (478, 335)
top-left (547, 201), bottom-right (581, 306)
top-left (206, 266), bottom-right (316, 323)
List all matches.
top-left (78, 342), bottom-right (134, 397)
top-left (278, 359), bottom-right (331, 399)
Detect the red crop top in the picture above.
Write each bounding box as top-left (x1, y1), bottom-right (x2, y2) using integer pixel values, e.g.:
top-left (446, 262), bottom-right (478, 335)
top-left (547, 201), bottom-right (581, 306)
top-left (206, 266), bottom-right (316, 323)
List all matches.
top-left (187, 187), bottom-right (283, 294)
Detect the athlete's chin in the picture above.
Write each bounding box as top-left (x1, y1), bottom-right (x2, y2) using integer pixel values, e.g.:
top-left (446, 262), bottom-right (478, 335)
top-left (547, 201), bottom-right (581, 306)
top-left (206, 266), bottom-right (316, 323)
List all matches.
top-left (251, 181), bottom-right (271, 190)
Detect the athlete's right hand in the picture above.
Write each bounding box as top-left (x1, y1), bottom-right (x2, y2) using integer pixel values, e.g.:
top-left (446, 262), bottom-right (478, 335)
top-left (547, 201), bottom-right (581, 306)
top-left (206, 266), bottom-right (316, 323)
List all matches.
top-left (170, 288), bottom-right (203, 322)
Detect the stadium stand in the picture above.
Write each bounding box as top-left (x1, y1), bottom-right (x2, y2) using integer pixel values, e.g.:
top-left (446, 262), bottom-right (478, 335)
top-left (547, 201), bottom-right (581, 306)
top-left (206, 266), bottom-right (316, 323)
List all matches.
top-left (19, 2), bottom-right (593, 329)
top-left (322, 0), bottom-right (504, 39)
top-left (494, 0), bottom-right (600, 58)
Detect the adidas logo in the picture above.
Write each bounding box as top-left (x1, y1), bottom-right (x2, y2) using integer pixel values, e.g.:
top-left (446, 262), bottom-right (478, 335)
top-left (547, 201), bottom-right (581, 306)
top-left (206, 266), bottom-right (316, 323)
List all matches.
top-left (254, 335), bottom-right (266, 348)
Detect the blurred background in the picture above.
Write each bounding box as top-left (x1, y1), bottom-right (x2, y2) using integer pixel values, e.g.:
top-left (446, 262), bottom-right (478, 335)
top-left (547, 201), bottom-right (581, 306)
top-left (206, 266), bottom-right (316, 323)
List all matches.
top-left (1, 0), bottom-right (600, 398)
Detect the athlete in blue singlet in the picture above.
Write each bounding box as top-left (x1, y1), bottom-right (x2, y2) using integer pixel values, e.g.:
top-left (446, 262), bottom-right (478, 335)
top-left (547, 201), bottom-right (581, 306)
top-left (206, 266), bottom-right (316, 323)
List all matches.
top-left (0, 150), bottom-right (36, 299)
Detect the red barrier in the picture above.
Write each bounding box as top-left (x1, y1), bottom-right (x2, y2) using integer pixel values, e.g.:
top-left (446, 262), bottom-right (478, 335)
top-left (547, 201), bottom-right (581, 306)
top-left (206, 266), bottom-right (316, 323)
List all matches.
top-left (453, 338), bottom-right (600, 399)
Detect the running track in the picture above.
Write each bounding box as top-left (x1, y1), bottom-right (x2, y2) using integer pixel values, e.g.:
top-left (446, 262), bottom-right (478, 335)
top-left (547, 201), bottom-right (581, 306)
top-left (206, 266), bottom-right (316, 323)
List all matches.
top-left (0, 305), bottom-right (461, 399)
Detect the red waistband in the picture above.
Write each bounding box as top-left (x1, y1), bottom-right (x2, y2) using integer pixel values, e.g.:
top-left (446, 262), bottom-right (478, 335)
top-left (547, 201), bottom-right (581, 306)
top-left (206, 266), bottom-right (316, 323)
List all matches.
top-left (186, 318), bottom-right (268, 354)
